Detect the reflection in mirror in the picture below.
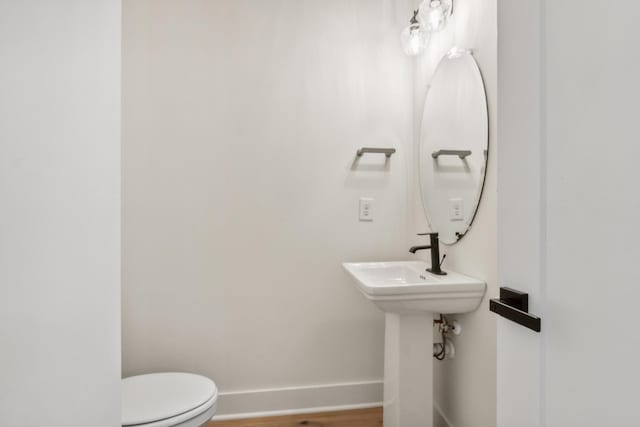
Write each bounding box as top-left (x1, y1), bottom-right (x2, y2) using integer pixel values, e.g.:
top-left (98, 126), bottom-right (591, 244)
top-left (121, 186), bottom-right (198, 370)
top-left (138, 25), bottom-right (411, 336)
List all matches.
top-left (419, 48), bottom-right (488, 245)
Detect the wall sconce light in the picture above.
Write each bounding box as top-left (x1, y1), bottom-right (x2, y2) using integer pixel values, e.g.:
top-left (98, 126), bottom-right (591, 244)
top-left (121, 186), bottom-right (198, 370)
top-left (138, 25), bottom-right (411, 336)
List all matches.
top-left (401, 0), bottom-right (453, 56)
top-left (418, 0), bottom-right (453, 32)
top-left (400, 10), bottom-right (428, 56)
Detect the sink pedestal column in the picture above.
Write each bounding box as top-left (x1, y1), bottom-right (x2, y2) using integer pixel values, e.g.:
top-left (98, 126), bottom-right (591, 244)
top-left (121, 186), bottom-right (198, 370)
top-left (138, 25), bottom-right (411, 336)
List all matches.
top-left (383, 312), bottom-right (434, 427)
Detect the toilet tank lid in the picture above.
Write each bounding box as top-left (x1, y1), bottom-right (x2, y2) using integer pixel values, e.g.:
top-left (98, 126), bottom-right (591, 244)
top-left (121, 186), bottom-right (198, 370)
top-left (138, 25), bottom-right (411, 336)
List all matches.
top-left (122, 372), bottom-right (217, 426)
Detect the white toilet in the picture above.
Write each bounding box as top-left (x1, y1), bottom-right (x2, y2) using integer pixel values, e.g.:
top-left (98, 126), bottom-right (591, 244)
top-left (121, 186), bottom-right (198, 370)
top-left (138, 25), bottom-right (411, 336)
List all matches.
top-left (122, 372), bottom-right (218, 427)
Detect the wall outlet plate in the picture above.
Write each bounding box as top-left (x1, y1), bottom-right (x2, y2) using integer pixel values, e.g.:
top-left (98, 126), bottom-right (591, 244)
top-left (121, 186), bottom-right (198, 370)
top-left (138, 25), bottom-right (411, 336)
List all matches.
top-left (359, 198), bottom-right (374, 221)
top-left (449, 198), bottom-right (464, 222)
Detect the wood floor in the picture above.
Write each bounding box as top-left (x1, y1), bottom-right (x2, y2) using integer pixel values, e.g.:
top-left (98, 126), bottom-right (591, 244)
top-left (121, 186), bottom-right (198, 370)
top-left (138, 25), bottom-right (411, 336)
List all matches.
top-left (207, 407), bottom-right (383, 427)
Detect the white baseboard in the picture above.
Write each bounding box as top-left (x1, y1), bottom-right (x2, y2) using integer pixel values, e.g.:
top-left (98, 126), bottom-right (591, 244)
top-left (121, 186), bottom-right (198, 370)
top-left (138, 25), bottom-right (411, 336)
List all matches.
top-left (434, 401), bottom-right (455, 427)
top-left (211, 380), bottom-right (383, 421)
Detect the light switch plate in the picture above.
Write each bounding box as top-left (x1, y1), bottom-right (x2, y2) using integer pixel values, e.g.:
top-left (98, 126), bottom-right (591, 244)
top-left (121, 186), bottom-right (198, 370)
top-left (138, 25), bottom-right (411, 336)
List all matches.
top-left (359, 198), bottom-right (374, 222)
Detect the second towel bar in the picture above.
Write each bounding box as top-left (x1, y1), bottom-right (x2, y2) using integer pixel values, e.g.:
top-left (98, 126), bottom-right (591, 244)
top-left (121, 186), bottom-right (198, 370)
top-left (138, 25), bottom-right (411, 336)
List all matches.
top-left (432, 149), bottom-right (472, 159)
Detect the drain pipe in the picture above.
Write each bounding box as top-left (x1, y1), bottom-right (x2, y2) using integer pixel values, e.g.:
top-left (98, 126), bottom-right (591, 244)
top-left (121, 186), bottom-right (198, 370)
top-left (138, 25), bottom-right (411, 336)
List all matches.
top-left (433, 315), bottom-right (460, 360)
top-left (433, 340), bottom-right (455, 359)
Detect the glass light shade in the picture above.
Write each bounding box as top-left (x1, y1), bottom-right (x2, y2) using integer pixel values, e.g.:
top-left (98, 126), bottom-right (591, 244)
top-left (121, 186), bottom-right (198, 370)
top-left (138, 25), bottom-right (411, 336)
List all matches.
top-left (418, 0), bottom-right (453, 32)
top-left (400, 23), bottom-right (428, 56)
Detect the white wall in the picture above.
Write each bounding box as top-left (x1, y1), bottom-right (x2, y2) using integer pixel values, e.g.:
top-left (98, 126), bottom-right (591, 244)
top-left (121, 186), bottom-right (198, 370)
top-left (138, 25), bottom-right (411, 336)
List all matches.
top-left (410, 0), bottom-right (497, 426)
top-left (122, 0), bottom-right (413, 415)
top-left (0, 2), bottom-right (121, 426)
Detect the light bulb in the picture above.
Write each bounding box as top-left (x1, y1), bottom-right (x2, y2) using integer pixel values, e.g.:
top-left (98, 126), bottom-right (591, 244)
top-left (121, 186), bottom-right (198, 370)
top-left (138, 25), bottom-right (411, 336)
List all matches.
top-left (400, 14), bottom-right (428, 56)
top-left (418, 0), bottom-right (453, 32)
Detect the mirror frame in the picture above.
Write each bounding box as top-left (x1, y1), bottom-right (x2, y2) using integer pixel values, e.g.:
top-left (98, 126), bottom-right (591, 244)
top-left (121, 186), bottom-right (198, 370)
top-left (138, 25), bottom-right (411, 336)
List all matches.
top-left (418, 48), bottom-right (489, 245)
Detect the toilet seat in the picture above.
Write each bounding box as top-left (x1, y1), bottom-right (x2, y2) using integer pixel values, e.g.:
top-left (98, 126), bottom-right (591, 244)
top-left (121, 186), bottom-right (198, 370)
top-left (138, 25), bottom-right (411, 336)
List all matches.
top-left (122, 373), bottom-right (218, 427)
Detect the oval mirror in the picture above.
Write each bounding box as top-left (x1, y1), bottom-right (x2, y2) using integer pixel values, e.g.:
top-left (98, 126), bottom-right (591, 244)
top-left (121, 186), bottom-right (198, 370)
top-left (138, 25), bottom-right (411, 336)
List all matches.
top-left (419, 48), bottom-right (488, 245)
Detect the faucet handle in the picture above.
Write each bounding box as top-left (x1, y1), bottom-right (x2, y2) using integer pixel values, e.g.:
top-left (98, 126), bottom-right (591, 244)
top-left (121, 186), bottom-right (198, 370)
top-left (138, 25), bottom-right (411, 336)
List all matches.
top-left (417, 232), bottom-right (438, 236)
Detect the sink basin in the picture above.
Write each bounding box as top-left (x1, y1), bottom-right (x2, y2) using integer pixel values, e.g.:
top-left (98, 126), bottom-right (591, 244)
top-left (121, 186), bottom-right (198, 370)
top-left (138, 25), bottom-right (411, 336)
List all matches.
top-left (342, 261), bottom-right (486, 314)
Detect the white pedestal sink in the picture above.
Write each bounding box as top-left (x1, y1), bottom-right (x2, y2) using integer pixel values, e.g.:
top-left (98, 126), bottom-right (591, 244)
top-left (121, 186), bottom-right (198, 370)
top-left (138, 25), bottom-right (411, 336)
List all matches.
top-left (342, 261), bottom-right (486, 427)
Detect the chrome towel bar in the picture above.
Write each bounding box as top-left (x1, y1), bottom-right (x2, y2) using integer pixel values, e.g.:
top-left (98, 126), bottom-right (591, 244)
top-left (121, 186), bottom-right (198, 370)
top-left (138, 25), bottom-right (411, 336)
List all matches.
top-left (432, 149), bottom-right (472, 159)
top-left (356, 147), bottom-right (396, 158)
